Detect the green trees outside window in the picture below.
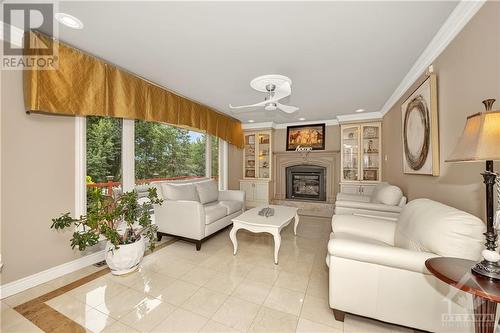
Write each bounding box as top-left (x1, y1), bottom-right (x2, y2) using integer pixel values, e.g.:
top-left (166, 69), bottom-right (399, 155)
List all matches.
top-left (86, 116), bottom-right (122, 183)
top-left (134, 120), bottom-right (206, 180)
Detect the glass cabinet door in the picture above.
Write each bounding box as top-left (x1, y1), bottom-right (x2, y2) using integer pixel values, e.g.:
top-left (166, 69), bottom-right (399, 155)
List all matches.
top-left (342, 126), bottom-right (360, 181)
top-left (361, 125), bottom-right (380, 181)
top-left (244, 134), bottom-right (256, 178)
top-left (257, 133), bottom-right (271, 179)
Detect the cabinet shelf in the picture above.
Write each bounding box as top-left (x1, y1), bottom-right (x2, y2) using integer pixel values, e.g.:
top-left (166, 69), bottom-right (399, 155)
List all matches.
top-left (243, 130), bottom-right (272, 180)
top-left (341, 122), bottom-right (382, 185)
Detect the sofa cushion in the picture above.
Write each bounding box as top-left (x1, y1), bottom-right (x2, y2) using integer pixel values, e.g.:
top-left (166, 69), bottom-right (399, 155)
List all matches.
top-left (204, 202), bottom-right (227, 224)
top-left (219, 200), bottom-right (243, 215)
top-left (161, 183), bottom-right (199, 201)
top-left (369, 182), bottom-right (389, 203)
top-left (374, 185), bottom-right (403, 206)
top-left (395, 199), bottom-right (485, 260)
top-left (196, 180), bottom-right (219, 204)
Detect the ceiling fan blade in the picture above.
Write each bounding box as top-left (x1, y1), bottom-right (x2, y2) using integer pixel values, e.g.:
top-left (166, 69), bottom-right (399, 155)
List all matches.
top-left (228, 100), bottom-right (268, 110)
top-left (276, 103), bottom-right (299, 114)
top-left (270, 81), bottom-right (291, 102)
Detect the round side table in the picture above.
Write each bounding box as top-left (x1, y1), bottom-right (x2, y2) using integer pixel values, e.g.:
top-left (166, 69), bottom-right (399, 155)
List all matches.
top-left (426, 257), bottom-right (500, 333)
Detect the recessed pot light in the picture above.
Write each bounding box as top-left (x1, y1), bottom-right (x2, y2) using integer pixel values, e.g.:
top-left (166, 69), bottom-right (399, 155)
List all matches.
top-left (55, 13), bottom-right (84, 29)
top-left (298, 117), bottom-right (306, 121)
top-left (248, 120), bottom-right (255, 123)
top-left (355, 109), bottom-right (365, 113)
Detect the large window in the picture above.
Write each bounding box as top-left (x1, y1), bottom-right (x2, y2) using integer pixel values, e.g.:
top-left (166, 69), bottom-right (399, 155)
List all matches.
top-left (86, 116), bottom-right (122, 198)
top-left (134, 120), bottom-right (206, 182)
top-left (82, 118), bottom-right (225, 207)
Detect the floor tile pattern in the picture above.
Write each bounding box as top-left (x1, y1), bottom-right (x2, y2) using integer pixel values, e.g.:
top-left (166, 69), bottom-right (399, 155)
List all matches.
top-left (1, 216), bottom-right (415, 332)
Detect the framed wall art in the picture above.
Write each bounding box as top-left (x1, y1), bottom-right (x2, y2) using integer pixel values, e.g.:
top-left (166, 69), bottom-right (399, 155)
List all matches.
top-left (286, 123), bottom-right (325, 151)
top-left (401, 74), bottom-right (439, 176)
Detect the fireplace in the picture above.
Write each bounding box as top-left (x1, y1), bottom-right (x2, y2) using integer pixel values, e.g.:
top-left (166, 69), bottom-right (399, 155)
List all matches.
top-left (286, 165), bottom-right (326, 202)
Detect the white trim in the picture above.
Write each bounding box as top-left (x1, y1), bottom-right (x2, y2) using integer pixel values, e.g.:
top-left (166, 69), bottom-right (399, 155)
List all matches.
top-left (242, 118), bottom-right (339, 130)
top-left (274, 118), bottom-right (338, 129)
top-left (219, 140), bottom-right (229, 190)
top-left (75, 117), bottom-right (86, 216)
top-left (205, 136), bottom-right (212, 179)
top-left (0, 250), bottom-right (106, 299)
top-left (379, 0), bottom-right (485, 115)
top-left (336, 112), bottom-right (383, 124)
top-left (122, 119), bottom-right (135, 192)
top-left (242, 122), bottom-right (276, 130)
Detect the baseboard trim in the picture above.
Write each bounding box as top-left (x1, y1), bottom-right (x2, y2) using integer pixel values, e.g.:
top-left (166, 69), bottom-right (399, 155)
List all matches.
top-left (0, 250), bottom-right (106, 299)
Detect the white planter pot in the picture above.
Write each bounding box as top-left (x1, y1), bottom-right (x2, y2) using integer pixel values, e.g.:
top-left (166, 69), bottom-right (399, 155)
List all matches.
top-left (105, 237), bottom-right (145, 275)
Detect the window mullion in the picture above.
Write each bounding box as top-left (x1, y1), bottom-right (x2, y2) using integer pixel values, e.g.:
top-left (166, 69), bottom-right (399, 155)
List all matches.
top-left (205, 135), bottom-right (212, 179)
top-left (122, 119), bottom-right (135, 192)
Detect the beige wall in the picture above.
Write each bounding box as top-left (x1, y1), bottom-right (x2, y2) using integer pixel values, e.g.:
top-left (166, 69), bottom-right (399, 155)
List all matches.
top-left (382, 2), bottom-right (500, 218)
top-left (227, 143), bottom-right (243, 190)
top-left (1, 70), bottom-right (88, 284)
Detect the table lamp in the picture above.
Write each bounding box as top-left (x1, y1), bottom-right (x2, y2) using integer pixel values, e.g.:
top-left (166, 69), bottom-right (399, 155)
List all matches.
top-left (446, 99), bottom-right (500, 279)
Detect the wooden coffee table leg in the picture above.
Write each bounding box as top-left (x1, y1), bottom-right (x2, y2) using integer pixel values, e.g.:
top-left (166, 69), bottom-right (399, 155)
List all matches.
top-left (473, 295), bottom-right (497, 333)
top-left (272, 230), bottom-right (281, 265)
top-left (229, 226), bottom-right (240, 256)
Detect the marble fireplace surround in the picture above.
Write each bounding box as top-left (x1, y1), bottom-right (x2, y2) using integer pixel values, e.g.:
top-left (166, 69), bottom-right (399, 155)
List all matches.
top-left (273, 150), bottom-right (339, 204)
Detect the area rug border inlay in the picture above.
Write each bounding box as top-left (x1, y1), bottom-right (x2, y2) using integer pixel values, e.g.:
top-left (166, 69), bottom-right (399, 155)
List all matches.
top-left (13, 238), bottom-right (177, 332)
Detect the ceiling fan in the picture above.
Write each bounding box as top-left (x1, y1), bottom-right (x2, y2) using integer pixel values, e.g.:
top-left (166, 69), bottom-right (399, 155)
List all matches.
top-left (229, 74), bottom-right (299, 114)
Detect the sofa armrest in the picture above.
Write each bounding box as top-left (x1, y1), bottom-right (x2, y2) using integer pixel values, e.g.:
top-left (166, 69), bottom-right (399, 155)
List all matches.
top-left (332, 214), bottom-right (396, 245)
top-left (336, 193), bottom-right (371, 203)
top-left (335, 200), bottom-right (403, 213)
top-left (328, 235), bottom-right (438, 274)
top-left (218, 190), bottom-right (245, 203)
top-left (154, 200), bottom-right (205, 240)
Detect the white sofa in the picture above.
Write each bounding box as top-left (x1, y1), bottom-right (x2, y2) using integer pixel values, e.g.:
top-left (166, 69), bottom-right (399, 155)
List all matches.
top-left (327, 199), bottom-right (486, 333)
top-left (152, 178), bottom-right (245, 250)
top-left (335, 182), bottom-right (407, 219)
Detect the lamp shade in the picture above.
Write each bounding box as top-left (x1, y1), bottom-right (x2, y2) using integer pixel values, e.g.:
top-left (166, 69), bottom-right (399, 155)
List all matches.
top-left (446, 106), bottom-right (500, 162)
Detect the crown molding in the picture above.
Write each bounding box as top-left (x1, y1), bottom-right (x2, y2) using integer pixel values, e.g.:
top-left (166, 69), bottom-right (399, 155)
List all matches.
top-left (274, 118), bottom-right (339, 129)
top-left (241, 121), bottom-right (276, 130)
top-left (241, 118), bottom-right (340, 130)
top-left (336, 111), bottom-right (383, 124)
top-left (379, 0), bottom-right (486, 116)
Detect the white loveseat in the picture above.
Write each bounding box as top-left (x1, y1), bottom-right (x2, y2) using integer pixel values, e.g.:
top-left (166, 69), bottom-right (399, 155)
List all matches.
top-left (152, 178), bottom-right (245, 250)
top-left (327, 199), bottom-right (485, 333)
top-left (335, 182), bottom-right (407, 219)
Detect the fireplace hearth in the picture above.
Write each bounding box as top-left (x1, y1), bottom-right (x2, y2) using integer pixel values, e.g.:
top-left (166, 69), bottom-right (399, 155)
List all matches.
top-left (286, 165), bottom-right (326, 202)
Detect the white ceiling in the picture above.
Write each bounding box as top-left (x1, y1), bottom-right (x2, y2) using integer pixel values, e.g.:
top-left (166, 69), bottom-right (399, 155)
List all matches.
top-left (10, 1), bottom-right (458, 123)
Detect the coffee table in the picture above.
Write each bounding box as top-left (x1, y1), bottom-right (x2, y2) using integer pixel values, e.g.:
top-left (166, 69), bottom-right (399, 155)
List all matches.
top-left (230, 205), bottom-right (299, 264)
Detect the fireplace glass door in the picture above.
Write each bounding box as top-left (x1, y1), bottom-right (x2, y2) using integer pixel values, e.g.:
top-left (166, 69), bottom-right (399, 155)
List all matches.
top-left (286, 165), bottom-right (326, 202)
top-left (292, 173), bottom-right (320, 200)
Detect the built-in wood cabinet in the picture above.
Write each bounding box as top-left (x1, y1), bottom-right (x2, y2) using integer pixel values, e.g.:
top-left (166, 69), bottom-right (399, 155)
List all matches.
top-left (240, 130), bottom-right (272, 207)
top-left (240, 179), bottom-right (272, 208)
top-left (340, 122), bottom-right (382, 194)
top-left (243, 130), bottom-right (272, 180)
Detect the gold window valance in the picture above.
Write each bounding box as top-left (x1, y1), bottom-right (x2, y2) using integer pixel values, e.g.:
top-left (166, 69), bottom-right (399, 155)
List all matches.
top-left (23, 31), bottom-right (243, 148)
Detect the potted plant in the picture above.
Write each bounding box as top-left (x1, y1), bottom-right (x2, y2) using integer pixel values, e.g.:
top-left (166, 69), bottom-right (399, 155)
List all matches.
top-left (51, 187), bottom-right (163, 275)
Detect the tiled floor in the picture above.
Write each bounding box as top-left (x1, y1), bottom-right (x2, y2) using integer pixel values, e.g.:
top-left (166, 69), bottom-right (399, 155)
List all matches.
top-left (1, 215), bottom-right (414, 333)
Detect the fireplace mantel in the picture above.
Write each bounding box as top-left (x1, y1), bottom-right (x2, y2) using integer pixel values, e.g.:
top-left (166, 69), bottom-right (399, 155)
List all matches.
top-left (273, 150), bottom-right (339, 204)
